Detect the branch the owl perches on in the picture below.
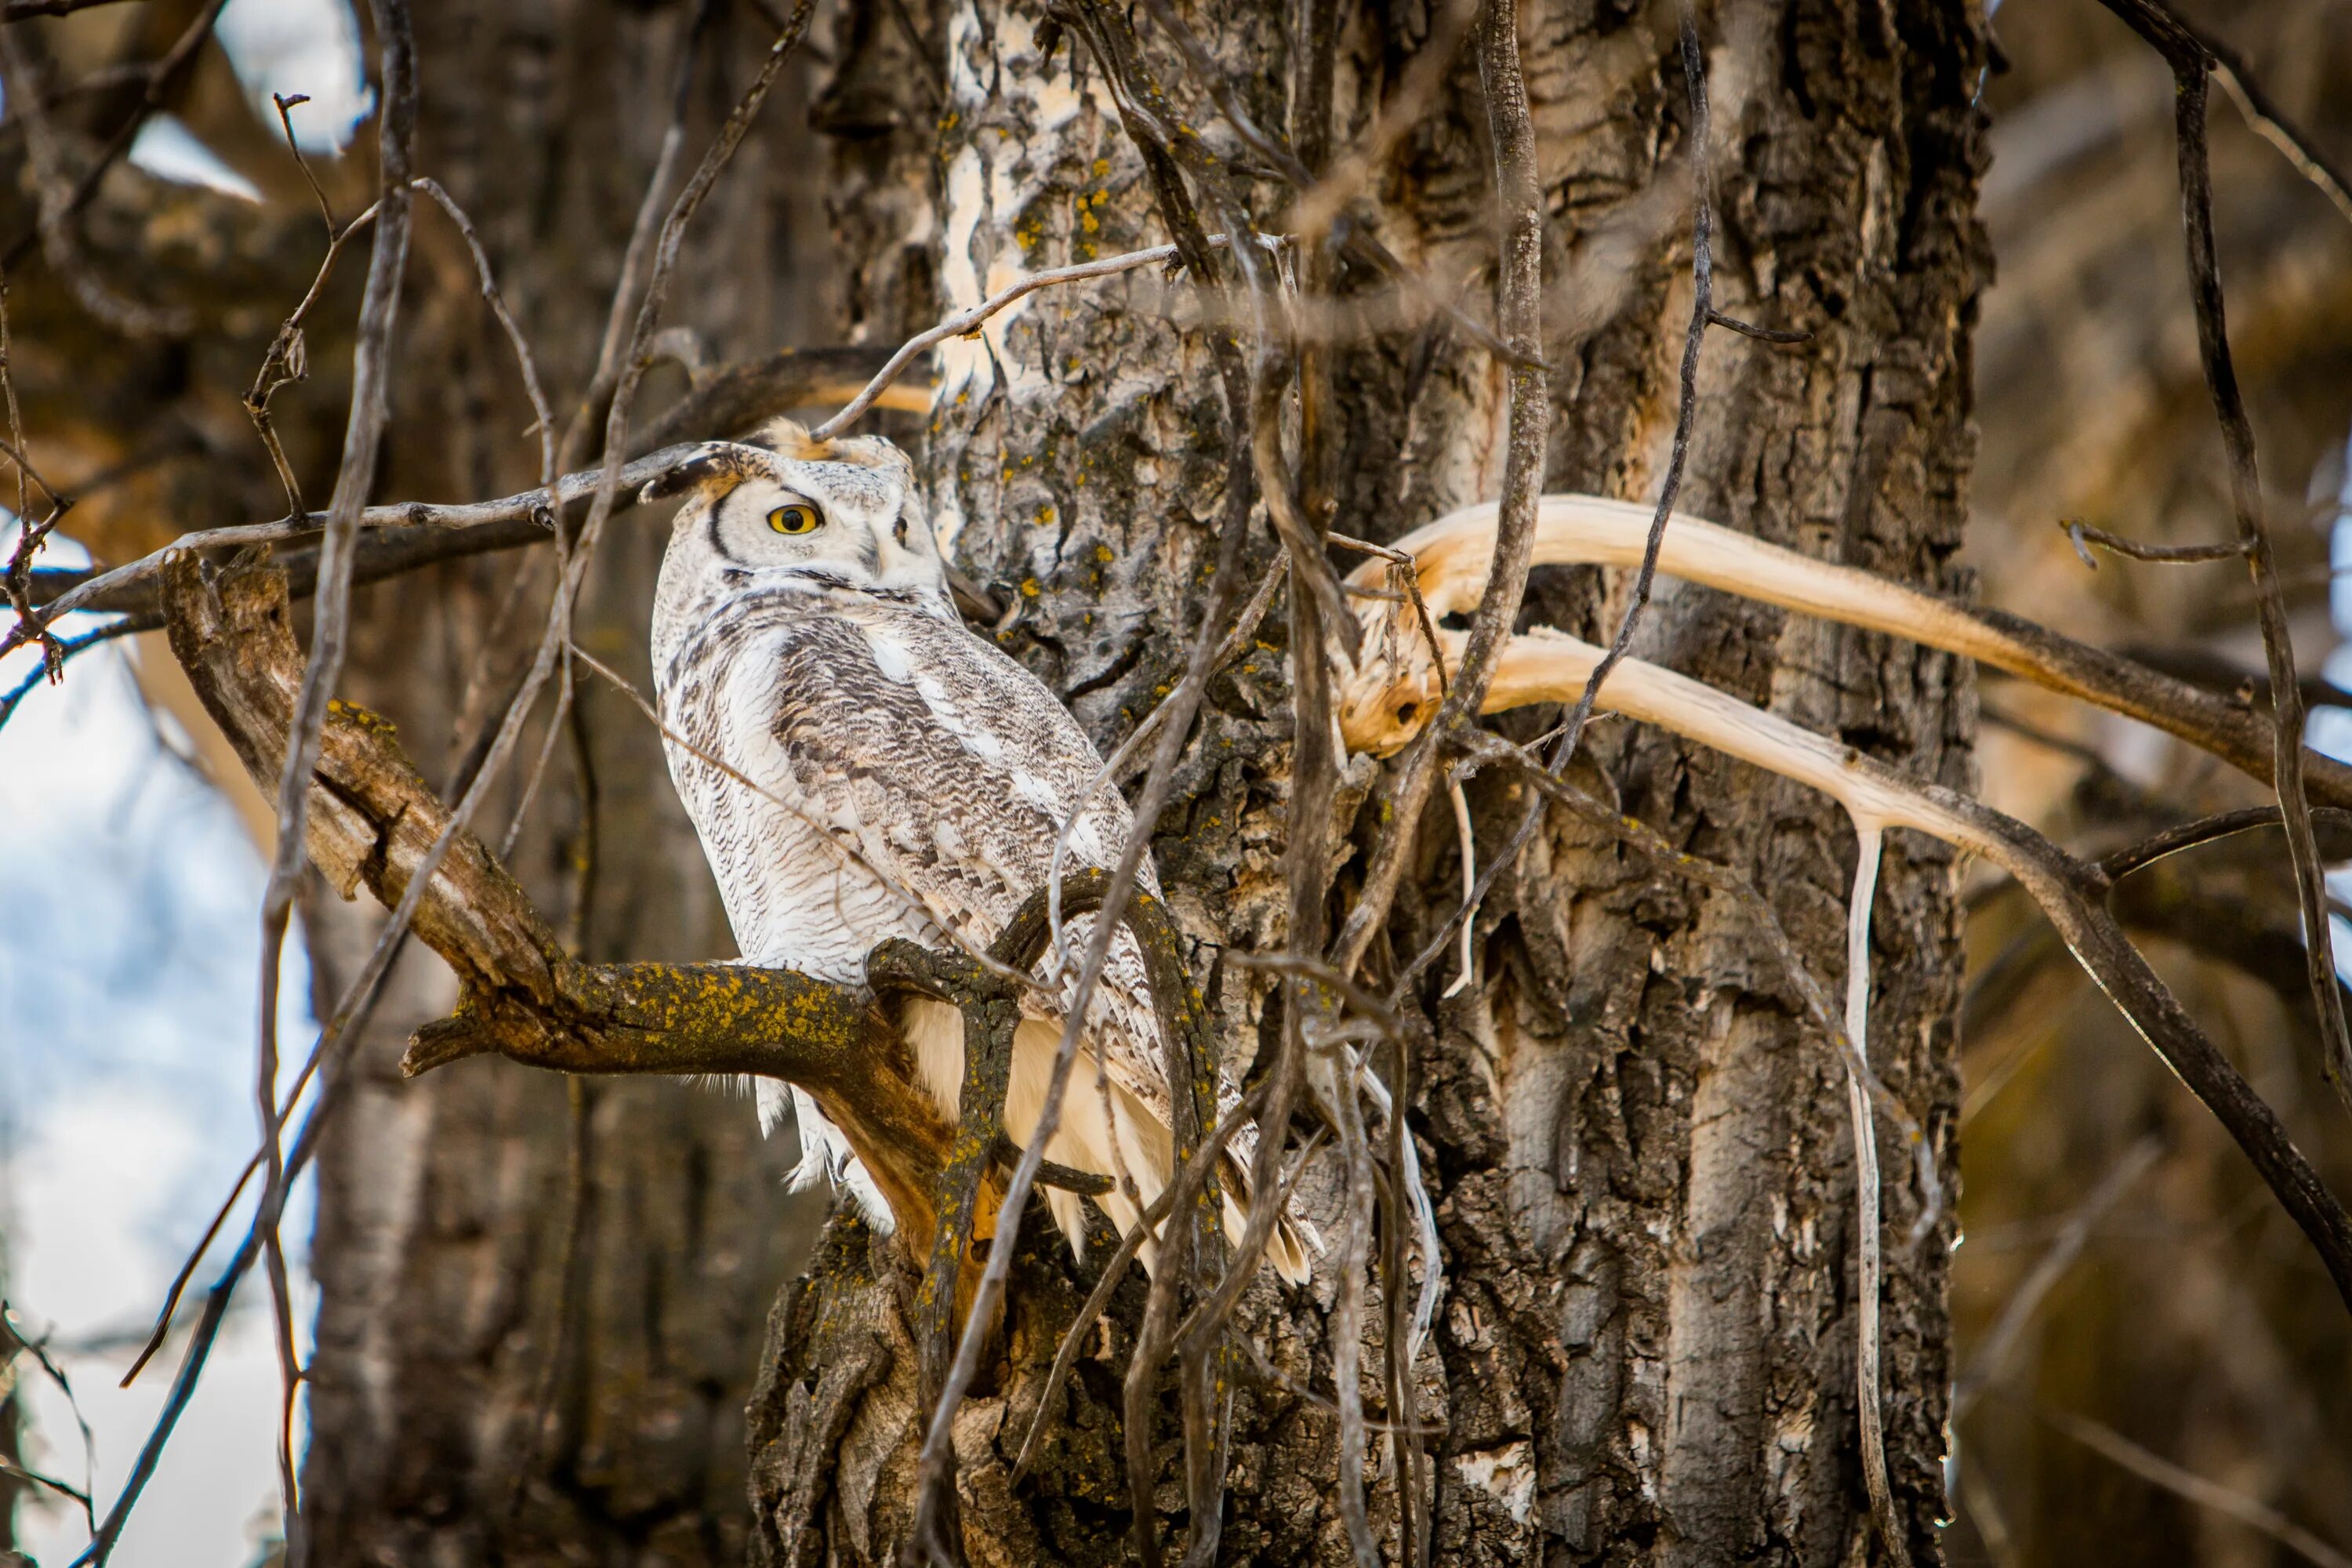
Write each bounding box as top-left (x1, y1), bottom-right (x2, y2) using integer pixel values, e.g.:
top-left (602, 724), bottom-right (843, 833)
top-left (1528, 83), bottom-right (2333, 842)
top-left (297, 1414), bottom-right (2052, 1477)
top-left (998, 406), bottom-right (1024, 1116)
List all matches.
top-left (157, 548), bottom-right (1149, 1258)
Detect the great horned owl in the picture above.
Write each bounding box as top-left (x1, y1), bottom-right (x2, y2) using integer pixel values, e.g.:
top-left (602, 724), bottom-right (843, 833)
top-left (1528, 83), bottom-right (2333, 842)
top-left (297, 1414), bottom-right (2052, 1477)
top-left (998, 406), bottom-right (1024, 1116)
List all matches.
top-left (646, 419), bottom-right (1306, 1283)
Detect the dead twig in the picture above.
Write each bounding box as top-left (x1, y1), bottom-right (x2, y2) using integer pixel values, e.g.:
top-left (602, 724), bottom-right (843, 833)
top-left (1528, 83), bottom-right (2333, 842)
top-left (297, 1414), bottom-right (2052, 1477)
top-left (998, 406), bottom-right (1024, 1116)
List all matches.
top-left (2062, 517), bottom-right (2245, 569)
top-left (2, 1301), bottom-right (97, 1536)
top-left (2035, 1403), bottom-right (2352, 1568)
top-left (2090, 0), bottom-right (2352, 1115)
top-left (243, 7), bottom-right (419, 1553)
top-left (1327, 0), bottom-right (1554, 982)
top-left (2099, 804), bottom-right (2352, 881)
top-left (1374, 1), bottom-right (1711, 1000)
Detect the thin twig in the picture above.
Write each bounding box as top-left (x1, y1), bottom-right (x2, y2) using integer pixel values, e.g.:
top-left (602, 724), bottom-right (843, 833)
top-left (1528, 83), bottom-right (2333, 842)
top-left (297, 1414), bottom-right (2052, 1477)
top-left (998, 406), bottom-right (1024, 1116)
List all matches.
top-left (272, 94), bottom-right (337, 235)
top-left (1048, 554), bottom-right (1287, 960)
top-left (1951, 1136), bottom-right (2161, 1420)
top-left (2036, 1403), bottom-right (2352, 1568)
top-left (2062, 517), bottom-right (2245, 569)
top-left (1704, 307), bottom-right (1809, 343)
top-left (2, 1303), bottom-right (97, 1534)
top-left (1327, 0), bottom-right (1553, 979)
top-left (1069, 14), bottom-right (1334, 1562)
top-left (1285, 0), bottom-right (1479, 245)
top-left (242, 7), bottom-right (419, 1555)
top-left (2079, 0), bottom-right (2352, 230)
top-left (1376, 2), bottom-right (1708, 996)
top-left (0, 268), bottom-right (74, 682)
top-left (2100, 804), bottom-right (2352, 881)
top-left (0, 594), bottom-right (131, 728)
top-left (2157, 51), bottom-right (2352, 1113)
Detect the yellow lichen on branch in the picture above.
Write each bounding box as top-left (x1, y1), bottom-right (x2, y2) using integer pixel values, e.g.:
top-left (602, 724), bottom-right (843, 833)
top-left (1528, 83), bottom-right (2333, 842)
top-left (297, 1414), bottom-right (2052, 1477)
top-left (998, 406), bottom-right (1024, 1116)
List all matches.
top-left (156, 550), bottom-right (956, 1239)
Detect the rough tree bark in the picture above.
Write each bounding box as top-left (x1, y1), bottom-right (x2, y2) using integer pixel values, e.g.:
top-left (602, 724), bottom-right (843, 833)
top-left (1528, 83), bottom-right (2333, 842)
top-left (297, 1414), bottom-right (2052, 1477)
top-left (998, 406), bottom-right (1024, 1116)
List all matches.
top-left (746, 2), bottom-right (1980, 1565)
top-left (0, 0), bottom-right (1981, 1560)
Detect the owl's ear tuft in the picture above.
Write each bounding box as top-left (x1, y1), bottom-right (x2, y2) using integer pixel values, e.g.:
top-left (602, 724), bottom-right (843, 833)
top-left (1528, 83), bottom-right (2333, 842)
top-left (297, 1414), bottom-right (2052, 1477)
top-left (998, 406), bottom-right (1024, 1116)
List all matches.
top-left (640, 445), bottom-right (743, 504)
top-left (746, 417), bottom-right (836, 463)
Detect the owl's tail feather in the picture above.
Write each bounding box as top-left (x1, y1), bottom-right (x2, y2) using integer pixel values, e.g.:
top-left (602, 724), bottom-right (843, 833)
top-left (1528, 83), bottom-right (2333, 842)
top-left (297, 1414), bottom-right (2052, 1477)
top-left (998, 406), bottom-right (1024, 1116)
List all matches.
top-left (1218, 1149), bottom-right (1315, 1286)
top-left (1036, 1118), bottom-right (1313, 1286)
top-left (777, 1083), bottom-right (898, 1235)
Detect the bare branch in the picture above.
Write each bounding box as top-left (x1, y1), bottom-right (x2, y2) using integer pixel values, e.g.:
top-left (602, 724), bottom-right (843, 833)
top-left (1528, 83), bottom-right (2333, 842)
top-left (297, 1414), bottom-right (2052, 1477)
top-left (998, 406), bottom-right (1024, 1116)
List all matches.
top-left (246, 7), bottom-right (419, 1548)
top-left (2062, 517), bottom-right (2245, 569)
top-left (2099, 0), bottom-right (2352, 1124)
top-left (2038, 1404), bottom-right (2352, 1568)
top-left (2100, 804), bottom-right (2352, 881)
top-left (1337, 492), bottom-right (2352, 808)
top-left (1352, 615), bottom-right (2352, 1308)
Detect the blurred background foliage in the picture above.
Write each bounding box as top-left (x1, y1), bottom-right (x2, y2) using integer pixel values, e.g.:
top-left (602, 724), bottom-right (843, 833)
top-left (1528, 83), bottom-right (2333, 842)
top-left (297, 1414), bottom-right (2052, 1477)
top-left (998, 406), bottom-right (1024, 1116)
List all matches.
top-left (1958, 2), bottom-right (2352, 1562)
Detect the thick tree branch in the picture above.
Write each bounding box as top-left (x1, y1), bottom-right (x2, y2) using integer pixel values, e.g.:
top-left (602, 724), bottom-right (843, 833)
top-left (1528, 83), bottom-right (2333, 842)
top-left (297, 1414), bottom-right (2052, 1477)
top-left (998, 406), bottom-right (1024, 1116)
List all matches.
top-left (156, 551), bottom-right (968, 1239)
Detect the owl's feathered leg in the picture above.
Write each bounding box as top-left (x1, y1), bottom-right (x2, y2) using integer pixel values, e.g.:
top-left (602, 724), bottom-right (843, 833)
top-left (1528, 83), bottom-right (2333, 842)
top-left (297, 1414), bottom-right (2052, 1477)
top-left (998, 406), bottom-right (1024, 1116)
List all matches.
top-left (769, 1080), bottom-right (896, 1233)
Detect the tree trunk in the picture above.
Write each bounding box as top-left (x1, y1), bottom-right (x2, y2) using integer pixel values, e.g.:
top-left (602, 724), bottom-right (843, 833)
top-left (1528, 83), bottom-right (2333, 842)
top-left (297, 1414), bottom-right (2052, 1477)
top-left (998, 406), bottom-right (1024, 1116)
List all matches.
top-left (748, 2), bottom-right (1980, 1564)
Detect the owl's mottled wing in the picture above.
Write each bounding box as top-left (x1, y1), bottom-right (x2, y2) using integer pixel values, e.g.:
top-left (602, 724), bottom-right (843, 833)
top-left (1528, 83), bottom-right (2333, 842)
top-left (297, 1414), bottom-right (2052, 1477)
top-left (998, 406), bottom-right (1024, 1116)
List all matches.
top-left (702, 594), bottom-right (1175, 1127)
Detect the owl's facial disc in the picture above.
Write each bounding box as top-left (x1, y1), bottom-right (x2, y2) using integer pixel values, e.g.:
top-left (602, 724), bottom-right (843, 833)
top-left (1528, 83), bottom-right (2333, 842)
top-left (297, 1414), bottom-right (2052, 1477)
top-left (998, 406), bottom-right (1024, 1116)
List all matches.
top-left (699, 463), bottom-right (949, 609)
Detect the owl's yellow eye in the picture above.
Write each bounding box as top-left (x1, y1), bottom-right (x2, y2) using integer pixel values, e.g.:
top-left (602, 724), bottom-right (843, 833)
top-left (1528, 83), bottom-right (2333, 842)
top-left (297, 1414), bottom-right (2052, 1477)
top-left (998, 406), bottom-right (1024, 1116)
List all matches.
top-left (768, 503), bottom-right (822, 535)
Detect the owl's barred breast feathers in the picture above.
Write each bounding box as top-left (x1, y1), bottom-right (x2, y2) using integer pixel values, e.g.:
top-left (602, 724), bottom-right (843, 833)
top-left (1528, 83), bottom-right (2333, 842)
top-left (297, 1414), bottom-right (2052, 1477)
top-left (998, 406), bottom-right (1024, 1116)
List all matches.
top-left (646, 419), bottom-right (1308, 1285)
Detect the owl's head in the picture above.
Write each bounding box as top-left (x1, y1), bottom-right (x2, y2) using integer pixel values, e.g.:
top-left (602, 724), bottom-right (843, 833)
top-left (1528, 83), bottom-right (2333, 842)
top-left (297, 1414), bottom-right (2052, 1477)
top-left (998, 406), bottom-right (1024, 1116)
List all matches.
top-left (645, 419), bottom-right (953, 639)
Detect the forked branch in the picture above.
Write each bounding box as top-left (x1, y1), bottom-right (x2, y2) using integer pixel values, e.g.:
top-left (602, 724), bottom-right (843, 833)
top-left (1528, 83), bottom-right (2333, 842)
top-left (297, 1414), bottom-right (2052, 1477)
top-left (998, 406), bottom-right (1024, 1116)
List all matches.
top-left (1340, 520), bottom-right (2352, 1309)
top-left (1338, 493), bottom-right (2352, 809)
